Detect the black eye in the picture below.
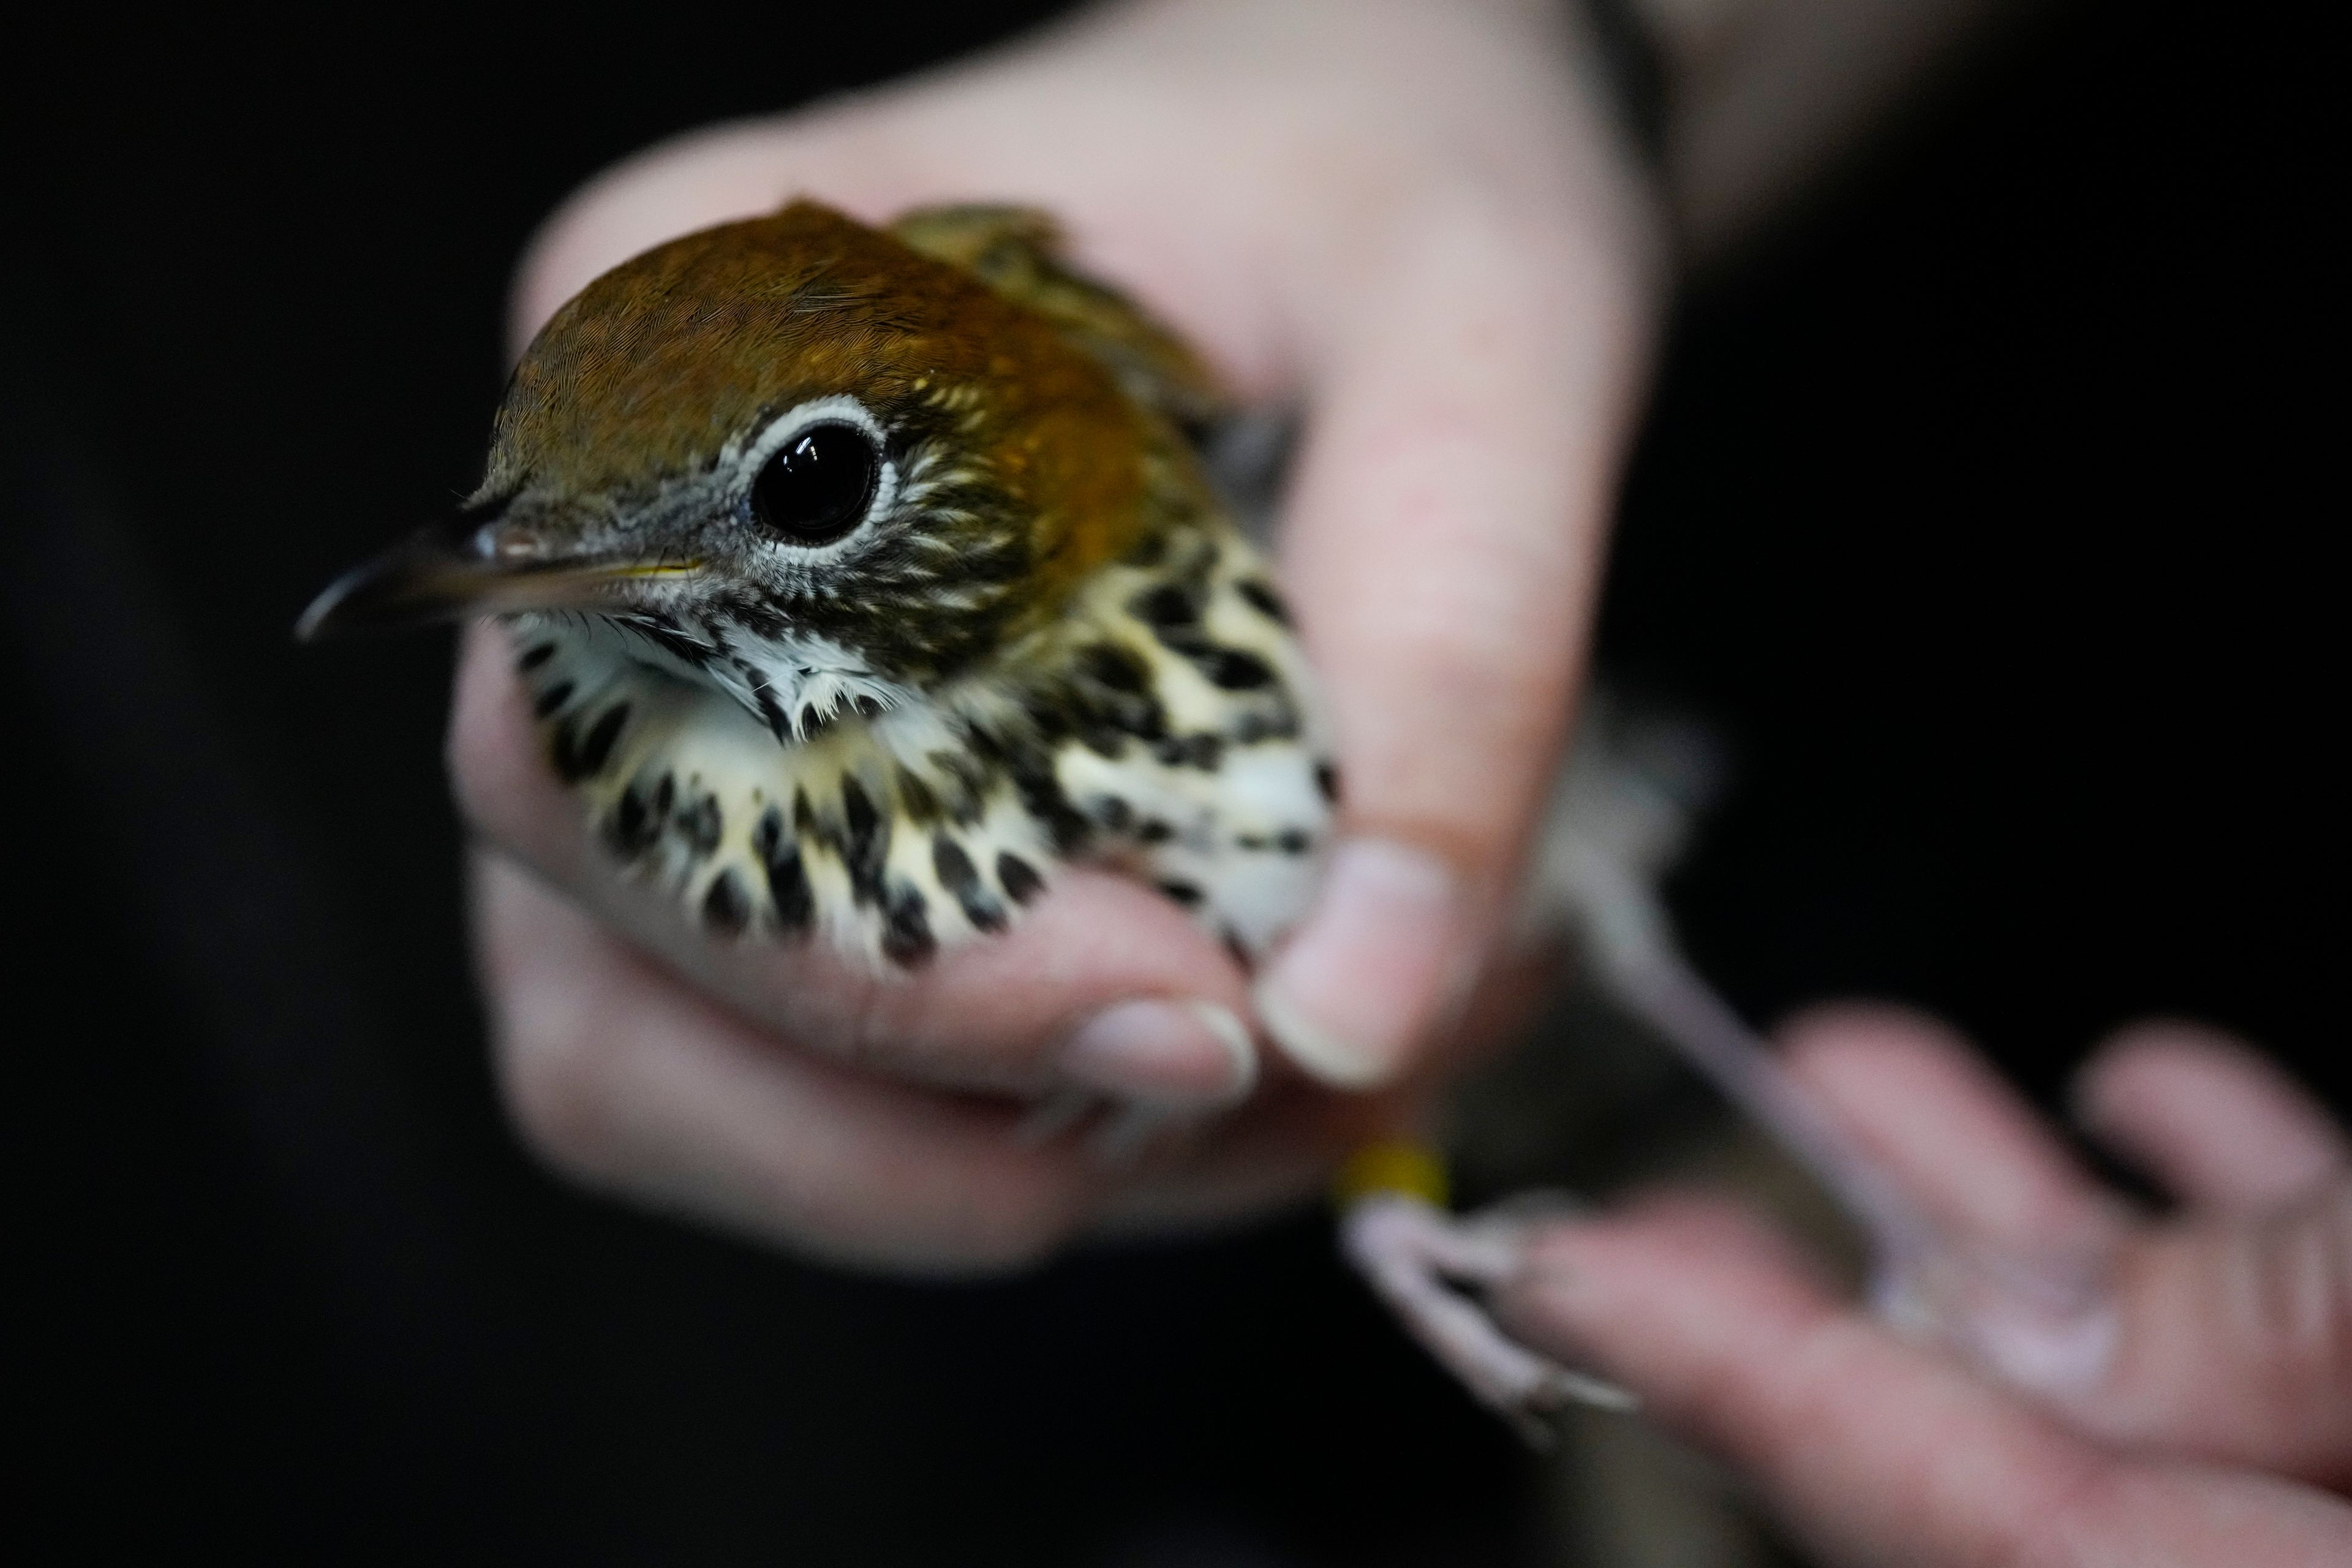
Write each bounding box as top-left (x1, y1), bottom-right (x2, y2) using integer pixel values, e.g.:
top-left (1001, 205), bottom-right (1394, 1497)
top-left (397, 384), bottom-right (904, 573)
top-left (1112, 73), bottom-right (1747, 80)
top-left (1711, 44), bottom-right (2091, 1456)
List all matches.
top-left (750, 422), bottom-right (880, 545)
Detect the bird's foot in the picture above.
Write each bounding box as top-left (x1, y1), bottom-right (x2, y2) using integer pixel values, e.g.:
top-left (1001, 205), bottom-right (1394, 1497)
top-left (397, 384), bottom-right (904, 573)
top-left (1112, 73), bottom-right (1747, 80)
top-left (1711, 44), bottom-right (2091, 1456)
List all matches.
top-left (1340, 1192), bottom-right (1635, 1446)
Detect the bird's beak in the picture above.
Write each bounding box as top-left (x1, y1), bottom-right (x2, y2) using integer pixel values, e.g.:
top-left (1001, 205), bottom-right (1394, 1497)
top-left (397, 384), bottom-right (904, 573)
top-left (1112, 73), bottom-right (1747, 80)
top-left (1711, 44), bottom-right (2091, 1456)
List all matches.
top-left (295, 516), bottom-right (701, 641)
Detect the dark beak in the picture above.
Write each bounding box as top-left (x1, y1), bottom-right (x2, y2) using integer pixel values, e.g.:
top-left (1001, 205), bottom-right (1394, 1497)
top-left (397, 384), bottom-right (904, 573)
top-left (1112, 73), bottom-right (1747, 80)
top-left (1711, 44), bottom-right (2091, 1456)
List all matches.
top-left (295, 516), bottom-right (699, 641)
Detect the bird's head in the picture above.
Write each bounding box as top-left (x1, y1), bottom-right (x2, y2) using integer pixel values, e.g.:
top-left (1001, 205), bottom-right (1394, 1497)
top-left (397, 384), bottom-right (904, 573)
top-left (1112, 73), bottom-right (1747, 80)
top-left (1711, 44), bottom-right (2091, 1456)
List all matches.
top-left (302, 201), bottom-right (1166, 725)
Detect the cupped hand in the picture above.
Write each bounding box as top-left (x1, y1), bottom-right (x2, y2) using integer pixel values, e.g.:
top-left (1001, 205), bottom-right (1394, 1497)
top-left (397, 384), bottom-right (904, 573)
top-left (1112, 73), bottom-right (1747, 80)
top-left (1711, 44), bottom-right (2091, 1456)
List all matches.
top-left (450, 0), bottom-right (1663, 1266)
top-left (1497, 1010), bottom-right (2352, 1566)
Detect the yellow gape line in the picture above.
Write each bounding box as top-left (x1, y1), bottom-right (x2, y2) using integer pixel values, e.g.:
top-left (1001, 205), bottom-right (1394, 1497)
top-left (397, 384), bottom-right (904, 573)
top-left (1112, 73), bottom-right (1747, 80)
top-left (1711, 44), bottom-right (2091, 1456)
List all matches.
top-left (1332, 1138), bottom-right (1449, 1210)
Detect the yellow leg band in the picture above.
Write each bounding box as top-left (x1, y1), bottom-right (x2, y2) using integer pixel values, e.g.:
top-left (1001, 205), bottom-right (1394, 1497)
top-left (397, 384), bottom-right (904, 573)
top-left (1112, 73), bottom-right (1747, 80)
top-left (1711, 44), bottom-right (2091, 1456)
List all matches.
top-left (1332, 1139), bottom-right (1449, 1209)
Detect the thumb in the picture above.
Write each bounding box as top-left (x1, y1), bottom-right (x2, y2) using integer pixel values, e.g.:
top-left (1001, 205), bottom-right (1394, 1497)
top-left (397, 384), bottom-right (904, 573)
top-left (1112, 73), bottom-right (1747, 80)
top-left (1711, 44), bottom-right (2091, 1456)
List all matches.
top-left (1251, 199), bottom-right (1651, 1088)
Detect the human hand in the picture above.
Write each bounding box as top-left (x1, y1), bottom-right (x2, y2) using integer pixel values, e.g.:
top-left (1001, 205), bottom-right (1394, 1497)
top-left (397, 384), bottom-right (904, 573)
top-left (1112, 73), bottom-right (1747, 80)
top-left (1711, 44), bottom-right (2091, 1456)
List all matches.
top-left (450, 0), bottom-right (1662, 1267)
top-left (1496, 1008), bottom-right (2352, 1566)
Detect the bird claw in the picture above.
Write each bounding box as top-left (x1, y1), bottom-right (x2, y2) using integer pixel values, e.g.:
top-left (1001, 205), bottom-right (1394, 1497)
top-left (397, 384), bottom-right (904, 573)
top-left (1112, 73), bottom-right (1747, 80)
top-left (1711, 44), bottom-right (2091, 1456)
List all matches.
top-left (1340, 1194), bottom-right (1635, 1446)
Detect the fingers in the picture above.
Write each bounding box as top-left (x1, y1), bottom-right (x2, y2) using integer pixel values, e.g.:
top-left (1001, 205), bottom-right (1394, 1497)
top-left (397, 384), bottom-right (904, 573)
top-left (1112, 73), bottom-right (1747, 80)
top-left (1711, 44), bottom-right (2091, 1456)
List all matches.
top-left (475, 842), bottom-right (1433, 1263)
top-left (1495, 1194), bottom-right (2121, 1567)
top-left (1497, 1195), bottom-right (2352, 1567)
top-left (2068, 1178), bottom-right (2352, 1487)
top-left (1781, 1004), bottom-right (2117, 1257)
top-left (451, 623), bottom-right (1255, 1104)
top-left (2068, 1029), bottom-right (2352, 1479)
top-left (2075, 1022), bottom-right (2351, 1214)
top-left (1784, 1008), bottom-right (2352, 1485)
top-left (473, 849), bottom-right (1095, 1271)
top-left (1253, 198), bottom-right (1654, 1090)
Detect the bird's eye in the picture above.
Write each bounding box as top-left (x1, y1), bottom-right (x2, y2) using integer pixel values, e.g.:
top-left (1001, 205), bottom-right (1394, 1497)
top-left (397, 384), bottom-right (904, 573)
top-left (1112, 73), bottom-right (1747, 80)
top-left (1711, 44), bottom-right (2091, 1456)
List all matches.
top-left (750, 422), bottom-right (880, 546)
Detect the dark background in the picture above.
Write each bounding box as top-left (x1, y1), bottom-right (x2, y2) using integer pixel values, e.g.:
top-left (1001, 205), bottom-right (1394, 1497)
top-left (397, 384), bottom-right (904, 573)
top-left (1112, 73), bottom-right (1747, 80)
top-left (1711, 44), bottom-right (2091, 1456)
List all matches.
top-left (4, 1), bottom-right (2334, 1560)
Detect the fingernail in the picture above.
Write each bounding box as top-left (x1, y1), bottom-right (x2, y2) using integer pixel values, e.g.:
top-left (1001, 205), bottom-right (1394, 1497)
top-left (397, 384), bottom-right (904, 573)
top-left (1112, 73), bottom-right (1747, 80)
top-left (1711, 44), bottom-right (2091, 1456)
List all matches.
top-left (1878, 1245), bottom-right (2121, 1398)
top-left (1962, 1248), bottom-right (2122, 1396)
top-left (1254, 837), bottom-right (1463, 1088)
top-left (1970, 1294), bottom-right (2119, 1397)
top-left (1058, 1000), bottom-right (1257, 1110)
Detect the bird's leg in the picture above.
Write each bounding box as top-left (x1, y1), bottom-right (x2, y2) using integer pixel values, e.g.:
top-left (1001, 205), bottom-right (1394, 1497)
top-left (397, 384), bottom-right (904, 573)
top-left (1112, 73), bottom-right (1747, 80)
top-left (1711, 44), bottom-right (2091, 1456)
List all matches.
top-left (1578, 867), bottom-right (2120, 1389)
top-left (1332, 706), bottom-right (2120, 1427)
top-left (1336, 835), bottom-right (2115, 1436)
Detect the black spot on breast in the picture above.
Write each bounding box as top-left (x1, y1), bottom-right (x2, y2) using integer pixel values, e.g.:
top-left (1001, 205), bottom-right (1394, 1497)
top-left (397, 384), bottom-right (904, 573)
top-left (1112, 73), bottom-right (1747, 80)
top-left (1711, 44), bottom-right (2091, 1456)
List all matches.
top-left (896, 770), bottom-right (942, 824)
top-left (548, 718), bottom-right (582, 780)
top-left (1148, 624), bottom-right (1276, 693)
top-left (1236, 579), bottom-right (1291, 624)
top-left (1082, 643), bottom-right (1150, 693)
top-left (533, 680), bottom-right (574, 718)
top-left (1201, 649), bottom-right (1274, 691)
top-left (881, 886), bottom-right (937, 967)
top-left (1092, 795), bottom-right (1134, 832)
top-left (1315, 761), bottom-right (1340, 802)
top-left (604, 782), bottom-right (664, 858)
top-left (851, 695), bottom-right (886, 719)
top-left (996, 852), bottom-right (1044, 905)
top-left (702, 870), bottom-right (750, 935)
top-left (518, 643), bottom-right (556, 673)
top-left (745, 668), bottom-right (791, 743)
top-left (676, 794), bottom-right (722, 858)
top-left (1076, 676), bottom-right (1167, 756)
top-left (1010, 761), bottom-right (1090, 853)
top-left (1137, 819), bottom-right (1175, 845)
top-left (841, 778), bottom-right (888, 904)
top-left (1276, 827), bottom-right (1313, 854)
top-left (843, 778), bottom-right (876, 835)
top-left (557, 703), bottom-right (627, 781)
top-left (930, 834), bottom-right (978, 895)
top-left (799, 704), bottom-right (831, 739)
top-left (932, 835), bottom-right (1006, 933)
top-left (754, 806), bottom-right (814, 933)
top-left (1131, 584), bottom-right (1195, 627)
top-left (1123, 531), bottom-right (1169, 569)
top-left (1019, 695), bottom-right (1072, 744)
top-left (1156, 880), bottom-right (1205, 908)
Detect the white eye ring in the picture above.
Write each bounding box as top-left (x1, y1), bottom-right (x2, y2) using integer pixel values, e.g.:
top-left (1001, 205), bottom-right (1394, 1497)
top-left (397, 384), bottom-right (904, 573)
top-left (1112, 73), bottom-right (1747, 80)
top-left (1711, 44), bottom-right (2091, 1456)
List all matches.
top-left (739, 395), bottom-right (897, 561)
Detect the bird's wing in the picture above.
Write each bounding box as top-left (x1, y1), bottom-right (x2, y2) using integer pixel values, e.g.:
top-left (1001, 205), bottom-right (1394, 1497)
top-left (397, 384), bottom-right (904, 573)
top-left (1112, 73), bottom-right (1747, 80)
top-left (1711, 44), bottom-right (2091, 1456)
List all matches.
top-left (889, 204), bottom-right (1231, 431)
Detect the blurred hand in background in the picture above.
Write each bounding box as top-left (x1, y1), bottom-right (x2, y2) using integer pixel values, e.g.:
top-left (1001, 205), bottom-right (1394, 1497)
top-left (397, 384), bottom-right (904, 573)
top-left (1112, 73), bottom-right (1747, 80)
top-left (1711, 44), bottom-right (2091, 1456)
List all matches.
top-left (1501, 1011), bottom-right (2352, 1565)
